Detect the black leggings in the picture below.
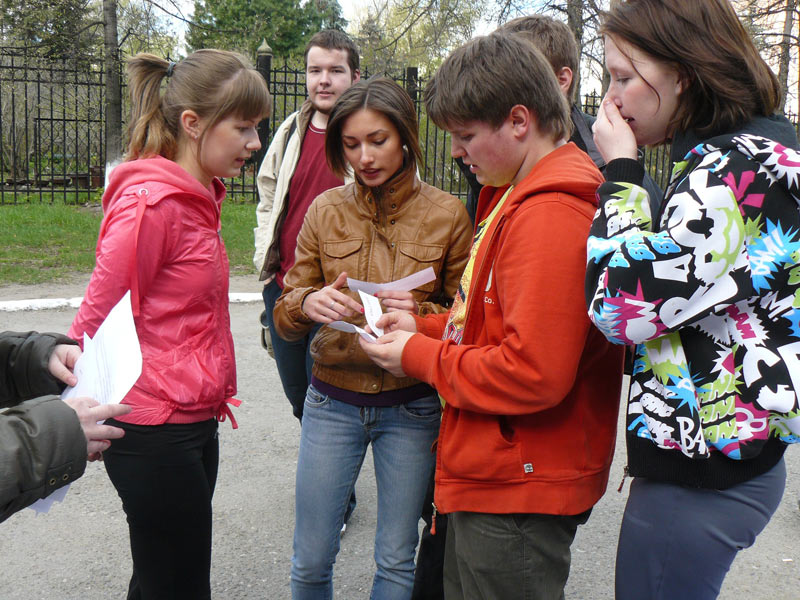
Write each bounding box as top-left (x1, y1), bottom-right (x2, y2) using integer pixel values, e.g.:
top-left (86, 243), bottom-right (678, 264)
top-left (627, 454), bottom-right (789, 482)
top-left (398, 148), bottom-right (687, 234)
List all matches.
top-left (103, 419), bottom-right (219, 600)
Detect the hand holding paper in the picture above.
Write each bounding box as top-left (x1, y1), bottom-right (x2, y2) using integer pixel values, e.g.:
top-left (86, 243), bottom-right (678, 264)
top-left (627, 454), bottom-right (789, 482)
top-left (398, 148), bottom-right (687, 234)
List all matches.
top-left (328, 267), bottom-right (435, 342)
top-left (47, 344), bottom-right (82, 387)
top-left (302, 272), bottom-right (364, 323)
top-left (375, 289), bottom-right (418, 313)
top-left (30, 291), bottom-right (142, 515)
top-left (63, 396), bottom-right (131, 456)
top-left (359, 329), bottom-right (414, 377)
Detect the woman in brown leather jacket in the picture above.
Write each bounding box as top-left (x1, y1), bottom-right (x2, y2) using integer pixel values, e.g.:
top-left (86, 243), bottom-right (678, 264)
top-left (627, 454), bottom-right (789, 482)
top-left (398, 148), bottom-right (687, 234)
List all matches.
top-left (273, 77), bottom-right (472, 600)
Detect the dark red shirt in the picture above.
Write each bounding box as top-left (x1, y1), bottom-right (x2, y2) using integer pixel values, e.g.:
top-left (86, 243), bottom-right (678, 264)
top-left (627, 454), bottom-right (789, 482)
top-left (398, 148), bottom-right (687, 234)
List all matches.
top-left (277, 122), bottom-right (343, 286)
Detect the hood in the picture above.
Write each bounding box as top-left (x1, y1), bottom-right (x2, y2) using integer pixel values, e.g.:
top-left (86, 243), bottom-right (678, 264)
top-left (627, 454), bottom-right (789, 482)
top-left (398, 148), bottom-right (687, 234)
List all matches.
top-left (671, 114), bottom-right (800, 201)
top-left (102, 155), bottom-right (226, 218)
top-left (477, 142), bottom-right (604, 222)
top-left (671, 114), bottom-right (800, 162)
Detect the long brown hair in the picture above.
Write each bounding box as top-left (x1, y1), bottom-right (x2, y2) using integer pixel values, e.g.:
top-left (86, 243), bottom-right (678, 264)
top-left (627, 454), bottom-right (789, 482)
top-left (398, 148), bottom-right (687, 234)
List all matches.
top-left (601, 0), bottom-right (780, 137)
top-left (125, 49), bottom-right (271, 161)
top-left (325, 77), bottom-right (422, 179)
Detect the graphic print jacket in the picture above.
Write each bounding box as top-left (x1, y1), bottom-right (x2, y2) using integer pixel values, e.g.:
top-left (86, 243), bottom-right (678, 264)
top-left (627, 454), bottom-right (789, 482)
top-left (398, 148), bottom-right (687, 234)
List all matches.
top-left (586, 115), bottom-right (800, 488)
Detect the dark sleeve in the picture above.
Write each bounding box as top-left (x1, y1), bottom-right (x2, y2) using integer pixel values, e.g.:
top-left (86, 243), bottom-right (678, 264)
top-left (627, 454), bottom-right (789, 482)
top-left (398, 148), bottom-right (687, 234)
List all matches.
top-left (454, 157), bottom-right (481, 225)
top-left (0, 331), bottom-right (78, 407)
top-left (602, 158), bottom-right (665, 222)
top-left (641, 172), bottom-right (665, 220)
top-left (0, 397), bottom-right (86, 523)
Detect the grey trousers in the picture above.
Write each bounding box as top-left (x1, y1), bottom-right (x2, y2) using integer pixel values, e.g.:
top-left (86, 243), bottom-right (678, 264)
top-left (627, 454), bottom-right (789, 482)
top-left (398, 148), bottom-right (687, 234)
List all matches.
top-left (444, 509), bottom-right (591, 600)
top-left (615, 459), bottom-right (786, 600)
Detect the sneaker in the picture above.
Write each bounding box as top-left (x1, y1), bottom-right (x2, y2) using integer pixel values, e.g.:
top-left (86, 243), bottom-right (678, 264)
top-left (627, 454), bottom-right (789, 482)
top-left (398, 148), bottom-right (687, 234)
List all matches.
top-left (340, 523), bottom-right (347, 536)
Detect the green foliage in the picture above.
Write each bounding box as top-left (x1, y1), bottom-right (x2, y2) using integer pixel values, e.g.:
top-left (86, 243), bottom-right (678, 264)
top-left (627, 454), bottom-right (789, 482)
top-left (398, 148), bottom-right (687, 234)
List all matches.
top-left (220, 201), bottom-right (259, 274)
top-left (0, 200), bottom-right (257, 285)
top-left (0, 0), bottom-right (179, 63)
top-left (0, 0), bottom-right (103, 61)
top-left (354, 0), bottom-right (485, 76)
top-left (0, 203), bottom-right (103, 284)
top-left (118, 0), bottom-right (180, 58)
top-left (187, 0), bottom-right (347, 59)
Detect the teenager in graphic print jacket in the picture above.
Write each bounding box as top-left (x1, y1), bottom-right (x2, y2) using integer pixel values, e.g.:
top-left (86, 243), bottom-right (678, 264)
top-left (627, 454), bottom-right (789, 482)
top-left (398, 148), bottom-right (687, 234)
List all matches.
top-left (586, 114), bottom-right (800, 488)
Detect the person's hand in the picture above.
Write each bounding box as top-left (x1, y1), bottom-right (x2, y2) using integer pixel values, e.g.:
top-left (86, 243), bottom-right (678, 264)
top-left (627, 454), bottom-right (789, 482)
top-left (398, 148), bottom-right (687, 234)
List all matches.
top-left (374, 310), bottom-right (418, 334)
top-left (359, 330), bottom-right (415, 377)
top-left (62, 397), bottom-right (132, 460)
top-left (592, 96), bottom-right (638, 163)
top-left (375, 290), bottom-right (418, 314)
top-left (302, 272), bottom-right (364, 323)
top-left (48, 344), bottom-right (82, 387)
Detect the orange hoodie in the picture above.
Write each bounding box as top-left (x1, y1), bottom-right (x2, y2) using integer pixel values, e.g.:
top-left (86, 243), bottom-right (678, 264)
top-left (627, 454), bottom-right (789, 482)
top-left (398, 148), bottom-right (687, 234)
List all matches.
top-left (402, 142), bottom-right (624, 515)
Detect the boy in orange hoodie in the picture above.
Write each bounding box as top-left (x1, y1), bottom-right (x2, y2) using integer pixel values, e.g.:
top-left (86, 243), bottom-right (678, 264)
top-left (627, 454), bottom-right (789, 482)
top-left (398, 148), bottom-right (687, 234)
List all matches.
top-left (360, 33), bottom-right (624, 599)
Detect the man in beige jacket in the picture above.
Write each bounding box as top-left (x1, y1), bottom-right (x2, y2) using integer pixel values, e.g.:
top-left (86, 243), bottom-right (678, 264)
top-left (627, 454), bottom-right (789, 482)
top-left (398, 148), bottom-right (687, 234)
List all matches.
top-left (254, 29), bottom-right (360, 423)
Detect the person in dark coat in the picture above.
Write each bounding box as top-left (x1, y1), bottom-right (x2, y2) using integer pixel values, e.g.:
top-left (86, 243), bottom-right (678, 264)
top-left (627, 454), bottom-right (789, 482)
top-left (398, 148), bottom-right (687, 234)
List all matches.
top-left (0, 330), bottom-right (129, 522)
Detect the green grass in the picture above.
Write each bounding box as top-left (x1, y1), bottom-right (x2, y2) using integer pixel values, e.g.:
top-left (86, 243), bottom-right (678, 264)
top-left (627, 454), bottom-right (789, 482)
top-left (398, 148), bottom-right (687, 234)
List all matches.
top-left (0, 201), bottom-right (258, 285)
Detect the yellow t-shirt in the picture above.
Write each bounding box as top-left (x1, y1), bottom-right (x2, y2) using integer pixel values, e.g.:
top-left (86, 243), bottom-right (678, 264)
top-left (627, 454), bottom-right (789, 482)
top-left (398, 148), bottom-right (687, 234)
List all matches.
top-left (440, 187), bottom-right (513, 405)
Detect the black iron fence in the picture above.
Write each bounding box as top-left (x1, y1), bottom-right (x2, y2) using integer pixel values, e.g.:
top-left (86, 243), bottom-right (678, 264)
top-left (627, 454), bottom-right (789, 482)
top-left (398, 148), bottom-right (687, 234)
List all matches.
top-left (6, 48), bottom-right (785, 206)
top-left (0, 48), bottom-right (108, 204)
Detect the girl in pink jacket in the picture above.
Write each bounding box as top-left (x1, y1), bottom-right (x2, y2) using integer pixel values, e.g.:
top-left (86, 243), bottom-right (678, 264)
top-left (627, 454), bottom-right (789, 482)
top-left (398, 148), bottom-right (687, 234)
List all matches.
top-left (69, 50), bottom-right (270, 600)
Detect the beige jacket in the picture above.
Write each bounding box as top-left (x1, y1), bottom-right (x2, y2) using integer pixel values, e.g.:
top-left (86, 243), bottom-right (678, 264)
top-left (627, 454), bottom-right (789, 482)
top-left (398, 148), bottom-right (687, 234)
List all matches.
top-left (273, 165), bottom-right (472, 394)
top-left (253, 101), bottom-right (354, 280)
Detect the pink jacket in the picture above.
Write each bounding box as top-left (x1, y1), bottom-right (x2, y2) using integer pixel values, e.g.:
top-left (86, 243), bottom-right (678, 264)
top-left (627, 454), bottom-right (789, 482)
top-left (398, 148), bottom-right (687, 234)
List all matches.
top-left (69, 156), bottom-right (237, 426)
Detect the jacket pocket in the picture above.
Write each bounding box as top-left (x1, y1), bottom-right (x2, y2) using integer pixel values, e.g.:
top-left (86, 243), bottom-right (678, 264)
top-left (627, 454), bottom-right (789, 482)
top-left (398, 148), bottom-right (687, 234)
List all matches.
top-left (395, 242), bottom-right (444, 293)
top-left (323, 237), bottom-right (363, 279)
top-left (310, 325), bottom-right (358, 367)
top-left (439, 411), bottom-right (525, 482)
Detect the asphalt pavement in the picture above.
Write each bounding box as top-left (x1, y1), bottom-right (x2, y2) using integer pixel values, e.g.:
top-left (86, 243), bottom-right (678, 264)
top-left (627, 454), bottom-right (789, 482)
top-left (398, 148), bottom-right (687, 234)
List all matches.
top-left (0, 275), bottom-right (797, 599)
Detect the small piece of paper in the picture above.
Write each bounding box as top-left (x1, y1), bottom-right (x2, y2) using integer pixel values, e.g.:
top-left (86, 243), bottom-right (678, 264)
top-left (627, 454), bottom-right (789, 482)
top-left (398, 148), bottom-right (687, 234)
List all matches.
top-left (329, 268), bottom-right (436, 343)
top-left (29, 291), bottom-right (142, 516)
top-left (347, 267), bottom-right (436, 295)
top-left (327, 320), bottom-right (378, 343)
top-left (358, 290), bottom-right (384, 337)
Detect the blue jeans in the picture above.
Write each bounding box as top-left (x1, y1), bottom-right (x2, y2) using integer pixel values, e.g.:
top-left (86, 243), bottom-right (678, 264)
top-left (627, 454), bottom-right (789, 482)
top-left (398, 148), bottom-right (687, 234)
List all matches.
top-left (291, 385), bottom-right (440, 600)
top-left (615, 458), bottom-right (786, 600)
top-left (262, 279), bottom-right (319, 422)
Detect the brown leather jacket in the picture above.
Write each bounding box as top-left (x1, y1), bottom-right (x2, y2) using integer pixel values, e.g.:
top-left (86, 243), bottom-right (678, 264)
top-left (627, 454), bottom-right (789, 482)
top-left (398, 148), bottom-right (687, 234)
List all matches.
top-left (273, 165), bottom-right (472, 394)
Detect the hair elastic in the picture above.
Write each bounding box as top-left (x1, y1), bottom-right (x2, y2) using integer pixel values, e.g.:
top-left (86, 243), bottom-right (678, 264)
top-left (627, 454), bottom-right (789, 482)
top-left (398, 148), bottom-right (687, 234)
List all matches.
top-left (166, 61), bottom-right (176, 77)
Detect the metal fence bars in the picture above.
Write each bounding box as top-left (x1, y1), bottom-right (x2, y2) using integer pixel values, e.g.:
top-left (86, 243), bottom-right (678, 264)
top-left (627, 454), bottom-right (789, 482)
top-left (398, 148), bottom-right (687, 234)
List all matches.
top-left (1, 47), bottom-right (107, 204)
top-left (2, 50), bottom-right (693, 205)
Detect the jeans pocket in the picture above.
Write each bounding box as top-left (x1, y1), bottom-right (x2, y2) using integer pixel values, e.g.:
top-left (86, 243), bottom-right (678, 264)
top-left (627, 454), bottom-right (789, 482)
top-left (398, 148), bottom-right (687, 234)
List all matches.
top-left (304, 385), bottom-right (330, 408)
top-left (401, 395), bottom-right (442, 421)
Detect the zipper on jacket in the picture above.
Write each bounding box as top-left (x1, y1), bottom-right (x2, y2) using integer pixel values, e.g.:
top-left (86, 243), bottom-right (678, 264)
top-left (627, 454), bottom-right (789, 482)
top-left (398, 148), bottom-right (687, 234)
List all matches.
top-left (462, 212), bottom-right (506, 338)
top-left (431, 502), bottom-right (438, 535)
top-left (617, 465), bottom-right (630, 493)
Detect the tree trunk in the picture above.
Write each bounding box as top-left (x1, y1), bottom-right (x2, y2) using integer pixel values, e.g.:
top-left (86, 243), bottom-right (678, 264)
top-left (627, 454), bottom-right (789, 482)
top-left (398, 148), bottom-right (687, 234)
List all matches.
top-left (566, 0), bottom-right (583, 103)
top-left (103, 0), bottom-right (122, 170)
top-left (777, 0), bottom-right (796, 113)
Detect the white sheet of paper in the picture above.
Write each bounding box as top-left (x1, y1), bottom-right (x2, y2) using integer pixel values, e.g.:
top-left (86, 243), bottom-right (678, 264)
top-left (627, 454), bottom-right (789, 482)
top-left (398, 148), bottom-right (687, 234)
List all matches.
top-left (29, 291), bottom-right (143, 516)
top-left (347, 266), bottom-right (436, 295)
top-left (358, 290), bottom-right (384, 337)
top-left (329, 268), bottom-right (436, 343)
top-left (62, 291), bottom-right (143, 407)
top-left (327, 320), bottom-right (378, 343)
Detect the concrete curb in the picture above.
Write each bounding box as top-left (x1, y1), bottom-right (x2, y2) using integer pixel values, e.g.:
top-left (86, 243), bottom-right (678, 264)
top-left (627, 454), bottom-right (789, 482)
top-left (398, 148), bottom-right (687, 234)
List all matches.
top-left (0, 293), bottom-right (263, 312)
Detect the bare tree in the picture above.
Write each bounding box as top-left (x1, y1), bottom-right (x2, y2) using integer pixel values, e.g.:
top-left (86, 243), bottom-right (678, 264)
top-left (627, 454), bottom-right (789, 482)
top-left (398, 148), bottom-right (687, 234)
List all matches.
top-left (104, 0), bottom-right (123, 164)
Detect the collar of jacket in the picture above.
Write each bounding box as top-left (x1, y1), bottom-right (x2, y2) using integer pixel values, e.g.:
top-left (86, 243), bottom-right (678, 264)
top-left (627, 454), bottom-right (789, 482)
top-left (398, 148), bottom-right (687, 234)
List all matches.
top-left (353, 162), bottom-right (419, 219)
top-left (294, 100), bottom-right (315, 143)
